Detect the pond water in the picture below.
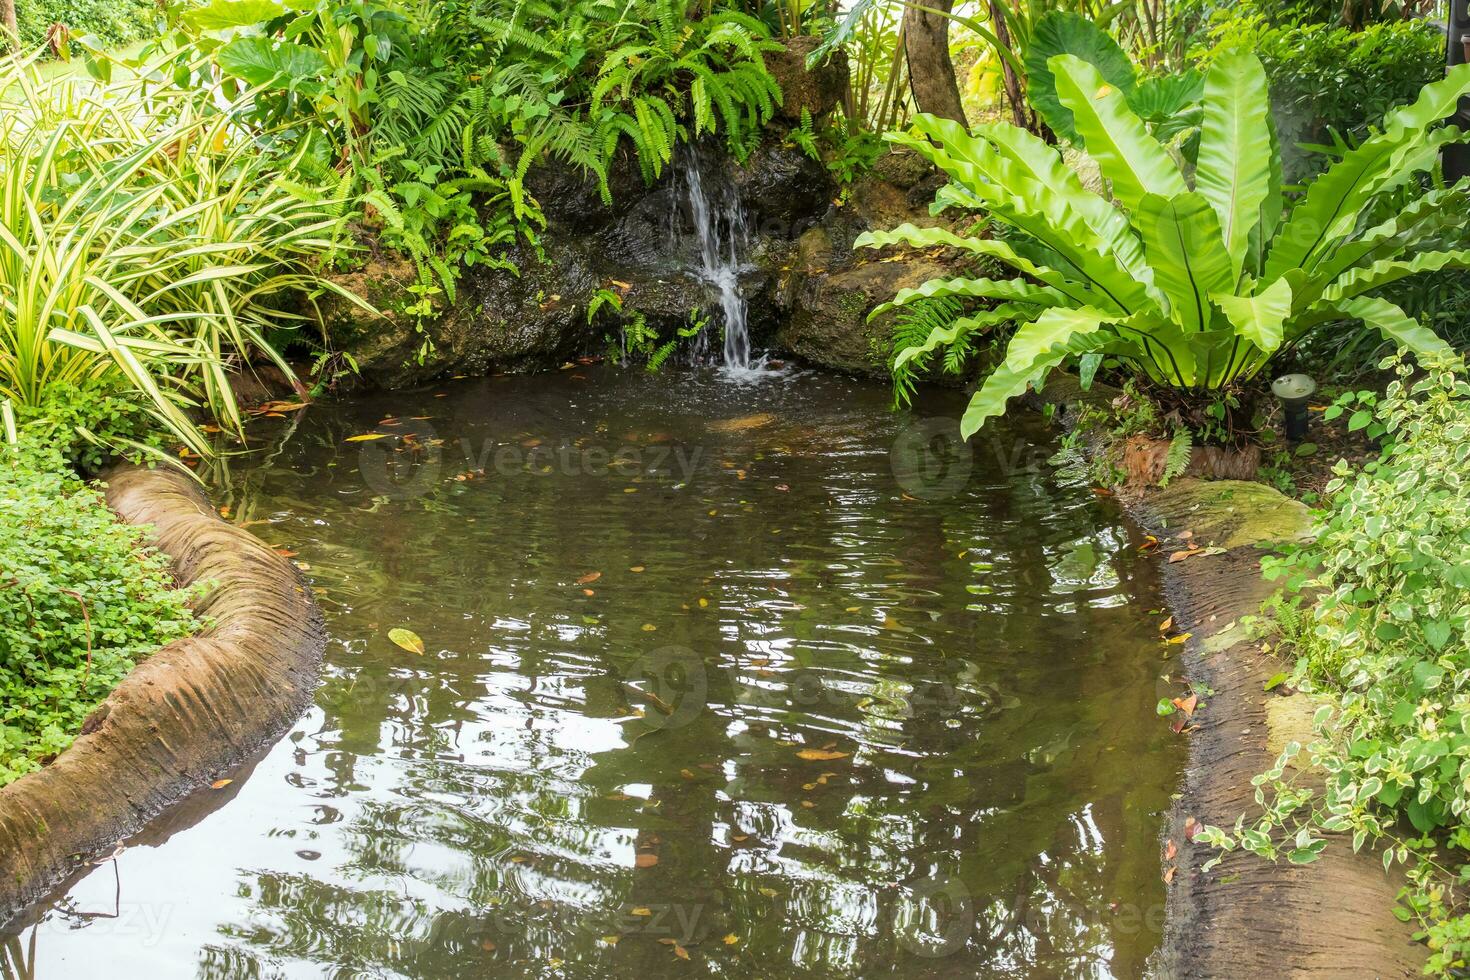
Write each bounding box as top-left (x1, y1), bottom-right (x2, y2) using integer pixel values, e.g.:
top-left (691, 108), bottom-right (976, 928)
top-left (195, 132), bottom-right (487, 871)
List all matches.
top-left (3, 368), bottom-right (1184, 978)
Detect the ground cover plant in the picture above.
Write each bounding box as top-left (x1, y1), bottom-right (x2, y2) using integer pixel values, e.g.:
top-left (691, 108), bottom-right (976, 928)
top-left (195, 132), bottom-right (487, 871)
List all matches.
top-left (1196, 352), bottom-right (1470, 973)
top-left (0, 440), bottom-right (198, 788)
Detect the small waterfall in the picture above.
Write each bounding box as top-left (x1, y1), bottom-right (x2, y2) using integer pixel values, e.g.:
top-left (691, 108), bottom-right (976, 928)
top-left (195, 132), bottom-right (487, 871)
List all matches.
top-left (672, 147), bottom-right (758, 373)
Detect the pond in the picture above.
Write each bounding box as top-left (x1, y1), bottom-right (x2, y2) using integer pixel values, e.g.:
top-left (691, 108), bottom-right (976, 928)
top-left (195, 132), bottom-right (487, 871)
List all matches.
top-left (3, 367), bottom-right (1184, 978)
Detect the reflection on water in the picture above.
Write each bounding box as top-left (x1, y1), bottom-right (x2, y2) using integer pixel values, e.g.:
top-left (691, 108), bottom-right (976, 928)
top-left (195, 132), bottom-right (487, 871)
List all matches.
top-left (2, 368), bottom-right (1183, 978)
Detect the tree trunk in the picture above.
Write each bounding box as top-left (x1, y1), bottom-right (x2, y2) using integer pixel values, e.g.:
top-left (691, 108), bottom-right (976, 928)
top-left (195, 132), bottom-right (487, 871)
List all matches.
top-left (984, 0), bottom-right (1053, 141)
top-left (0, 0), bottom-right (16, 49)
top-left (986, 0), bottom-right (1030, 132)
top-left (902, 0), bottom-right (966, 124)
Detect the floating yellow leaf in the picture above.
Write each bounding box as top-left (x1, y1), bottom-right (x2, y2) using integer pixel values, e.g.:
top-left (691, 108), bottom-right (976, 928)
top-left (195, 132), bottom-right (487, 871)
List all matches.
top-left (723, 934), bottom-right (738, 946)
top-left (796, 749), bottom-right (848, 761)
top-left (642, 623), bottom-right (657, 631)
top-left (631, 907), bottom-right (652, 916)
top-left (345, 433), bottom-right (390, 442)
top-left (602, 936), bottom-right (620, 946)
top-left (389, 628), bottom-right (425, 655)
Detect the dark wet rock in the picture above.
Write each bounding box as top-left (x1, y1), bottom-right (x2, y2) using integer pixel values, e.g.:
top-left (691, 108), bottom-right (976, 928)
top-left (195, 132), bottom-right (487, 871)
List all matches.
top-left (326, 40), bottom-right (948, 389)
top-left (331, 134), bottom-right (840, 388)
top-left (767, 145), bottom-right (970, 378)
top-left (777, 254), bottom-right (956, 378)
top-left (325, 241), bottom-right (605, 389)
top-left (765, 36), bottom-right (848, 123)
top-left (733, 139), bottom-right (833, 237)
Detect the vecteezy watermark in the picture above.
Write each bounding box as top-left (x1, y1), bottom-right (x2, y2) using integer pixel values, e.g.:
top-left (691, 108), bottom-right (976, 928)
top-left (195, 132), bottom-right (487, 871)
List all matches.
top-left (359, 418), bottom-right (444, 500)
top-left (893, 873), bottom-right (975, 958)
top-left (891, 417), bottom-right (974, 501)
top-left (625, 646), bottom-right (709, 731)
top-left (465, 899), bottom-right (712, 948)
top-left (618, 646), bottom-right (990, 734)
top-left (358, 417), bottom-right (704, 502)
top-left (890, 871), bottom-right (1171, 960)
top-left (889, 416), bottom-right (1054, 501)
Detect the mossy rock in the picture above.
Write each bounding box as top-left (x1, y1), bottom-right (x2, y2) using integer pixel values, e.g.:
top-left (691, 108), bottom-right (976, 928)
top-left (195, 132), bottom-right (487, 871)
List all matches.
top-left (1148, 479), bottom-right (1313, 550)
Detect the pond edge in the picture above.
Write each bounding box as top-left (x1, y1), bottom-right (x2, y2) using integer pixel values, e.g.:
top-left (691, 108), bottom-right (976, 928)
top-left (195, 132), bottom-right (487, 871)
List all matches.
top-left (0, 465), bottom-right (325, 923)
top-left (1036, 376), bottom-right (1423, 978)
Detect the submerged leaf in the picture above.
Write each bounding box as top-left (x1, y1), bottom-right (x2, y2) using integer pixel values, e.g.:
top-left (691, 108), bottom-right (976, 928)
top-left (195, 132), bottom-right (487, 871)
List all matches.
top-left (389, 628), bottom-right (426, 655)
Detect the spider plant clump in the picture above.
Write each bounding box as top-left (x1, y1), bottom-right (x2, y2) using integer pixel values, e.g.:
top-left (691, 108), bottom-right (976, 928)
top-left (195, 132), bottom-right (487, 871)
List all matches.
top-left (0, 52), bottom-right (366, 458)
top-left (860, 49), bottom-right (1470, 437)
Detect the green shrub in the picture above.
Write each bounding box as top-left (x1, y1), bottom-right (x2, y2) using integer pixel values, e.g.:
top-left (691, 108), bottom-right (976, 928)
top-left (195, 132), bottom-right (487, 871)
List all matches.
top-left (0, 445), bottom-right (198, 787)
top-left (11, 380), bottom-right (168, 474)
top-left (16, 0), bottom-right (155, 50)
top-left (1201, 15), bottom-right (1444, 181)
top-left (1200, 352), bottom-right (1470, 973)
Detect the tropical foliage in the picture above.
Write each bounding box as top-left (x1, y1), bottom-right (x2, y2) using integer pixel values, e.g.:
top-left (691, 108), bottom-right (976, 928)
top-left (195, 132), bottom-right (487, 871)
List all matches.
top-left (160, 0), bottom-right (784, 309)
top-left (0, 51), bottom-right (362, 458)
top-left (0, 440), bottom-right (198, 788)
top-left (861, 51), bottom-right (1470, 436)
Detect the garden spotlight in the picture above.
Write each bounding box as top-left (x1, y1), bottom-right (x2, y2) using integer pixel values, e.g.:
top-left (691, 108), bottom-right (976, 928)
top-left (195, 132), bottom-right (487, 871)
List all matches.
top-left (1271, 374), bottom-right (1317, 443)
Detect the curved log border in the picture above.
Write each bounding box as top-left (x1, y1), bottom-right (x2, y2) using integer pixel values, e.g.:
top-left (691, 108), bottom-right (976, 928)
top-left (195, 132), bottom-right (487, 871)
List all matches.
top-left (1036, 377), bottom-right (1422, 978)
top-left (0, 465), bottom-right (324, 922)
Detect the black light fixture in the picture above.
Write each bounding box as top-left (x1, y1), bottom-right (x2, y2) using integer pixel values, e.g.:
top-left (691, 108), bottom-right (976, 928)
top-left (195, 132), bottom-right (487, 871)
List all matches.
top-left (1272, 374), bottom-right (1317, 443)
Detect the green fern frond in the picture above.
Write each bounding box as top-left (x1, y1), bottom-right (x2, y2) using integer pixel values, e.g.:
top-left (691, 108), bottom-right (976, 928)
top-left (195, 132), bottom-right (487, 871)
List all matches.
top-left (1160, 428), bottom-right (1193, 487)
top-left (890, 297), bottom-right (964, 409)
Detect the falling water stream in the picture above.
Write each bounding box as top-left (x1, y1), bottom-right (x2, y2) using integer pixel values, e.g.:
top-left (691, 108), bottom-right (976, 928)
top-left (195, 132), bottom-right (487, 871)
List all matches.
top-left (674, 149), bottom-right (756, 373)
